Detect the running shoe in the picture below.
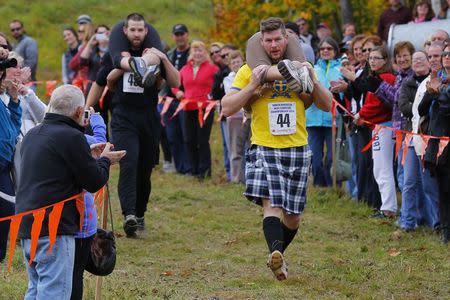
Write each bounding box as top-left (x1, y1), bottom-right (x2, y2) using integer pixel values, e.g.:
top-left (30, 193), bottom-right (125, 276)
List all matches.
top-left (142, 64), bottom-right (160, 89)
top-left (123, 214), bottom-right (138, 238)
top-left (277, 59), bottom-right (314, 94)
top-left (267, 250), bottom-right (288, 281)
top-left (136, 217), bottom-right (145, 231)
top-left (128, 57), bottom-right (147, 87)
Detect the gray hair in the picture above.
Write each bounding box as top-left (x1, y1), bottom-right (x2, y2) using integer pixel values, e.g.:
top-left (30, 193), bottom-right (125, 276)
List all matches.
top-left (47, 85), bottom-right (84, 117)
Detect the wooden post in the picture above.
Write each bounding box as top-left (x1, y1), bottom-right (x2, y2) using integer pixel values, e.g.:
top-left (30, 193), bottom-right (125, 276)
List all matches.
top-left (95, 185), bottom-right (109, 300)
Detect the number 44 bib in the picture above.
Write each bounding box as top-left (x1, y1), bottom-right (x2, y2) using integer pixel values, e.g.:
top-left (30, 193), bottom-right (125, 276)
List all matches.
top-left (268, 102), bottom-right (296, 135)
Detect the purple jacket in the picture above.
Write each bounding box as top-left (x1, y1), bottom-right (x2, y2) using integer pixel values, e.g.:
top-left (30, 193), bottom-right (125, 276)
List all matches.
top-left (75, 113), bottom-right (107, 239)
top-left (376, 68), bottom-right (414, 130)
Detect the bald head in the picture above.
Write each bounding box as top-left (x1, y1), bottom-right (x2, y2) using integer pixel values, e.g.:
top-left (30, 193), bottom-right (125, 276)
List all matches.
top-left (430, 30), bottom-right (449, 43)
top-left (47, 85), bottom-right (85, 120)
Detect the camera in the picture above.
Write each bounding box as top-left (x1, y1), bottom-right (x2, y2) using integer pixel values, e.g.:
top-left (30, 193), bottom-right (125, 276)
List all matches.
top-left (0, 58), bottom-right (17, 70)
top-left (84, 110), bottom-right (91, 120)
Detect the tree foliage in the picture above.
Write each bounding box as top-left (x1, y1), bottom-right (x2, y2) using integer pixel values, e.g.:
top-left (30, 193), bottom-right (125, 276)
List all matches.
top-left (210, 0), bottom-right (388, 48)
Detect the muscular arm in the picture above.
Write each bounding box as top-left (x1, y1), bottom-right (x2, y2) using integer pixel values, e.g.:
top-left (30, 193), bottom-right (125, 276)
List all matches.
top-left (85, 82), bottom-right (104, 108)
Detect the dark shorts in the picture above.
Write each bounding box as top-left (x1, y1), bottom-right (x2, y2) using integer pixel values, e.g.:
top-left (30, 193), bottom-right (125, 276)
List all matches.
top-left (244, 144), bottom-right (311, 214)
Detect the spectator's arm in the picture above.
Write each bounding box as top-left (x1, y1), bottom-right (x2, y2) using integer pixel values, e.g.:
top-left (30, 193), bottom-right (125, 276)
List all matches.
top-left (68, 134), bottom-right (110, 193)
top-left (375, 81), bottom-right (396, 106)
top-left (22, 89), bottom-right (46, 123)
top-left (8, 100), bottom-right (22, 136)
top-left (398, 82), bottom-right (413, 118)
top-left (87, 113), bottom-right (107, 144)
top-left (418, 91), bottom-right (437, 117)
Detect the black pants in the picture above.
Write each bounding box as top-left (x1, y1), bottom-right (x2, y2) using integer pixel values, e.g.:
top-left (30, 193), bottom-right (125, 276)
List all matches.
top-left (70, 236), bottom-right (94, 300)
top-left (111, 105), bottom-right (159, 217)
top-left (437, 164), bottom-right (450, 229)
top-left (183, 110), bottom-right (214, 177)
top-left (355, 125), bottom-right (381, 209)
top-left (160, 125), bottom-right (172, 162)
top-left (0, 160), bottom-right (15, 262)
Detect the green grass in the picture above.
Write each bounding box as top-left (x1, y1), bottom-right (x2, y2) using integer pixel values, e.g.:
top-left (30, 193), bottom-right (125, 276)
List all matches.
top-left (1, 124), bottom-right (449, 299)
top-left (0, 0), bottom-right (213, 80)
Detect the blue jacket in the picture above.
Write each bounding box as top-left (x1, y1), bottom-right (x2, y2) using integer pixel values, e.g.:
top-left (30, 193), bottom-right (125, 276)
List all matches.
top-left (307, 58), bottom-right (342, 127)
top-left (0, 100), bottom-right (21, 162)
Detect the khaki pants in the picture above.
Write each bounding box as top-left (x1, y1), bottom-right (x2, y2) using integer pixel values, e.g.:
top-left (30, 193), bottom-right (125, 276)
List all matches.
top-left (227, 117), bottom-right (251, 183)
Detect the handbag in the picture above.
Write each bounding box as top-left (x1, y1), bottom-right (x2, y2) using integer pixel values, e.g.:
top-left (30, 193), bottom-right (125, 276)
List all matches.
top-left (85, 189), bottom-right (116, 276)
top-left (331, 116), bottom-right (352, 182)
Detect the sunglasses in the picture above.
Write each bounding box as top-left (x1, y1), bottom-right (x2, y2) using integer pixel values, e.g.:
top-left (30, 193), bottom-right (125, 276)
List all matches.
top-left (221, 53), bottom-right (229, 59)
top-left (320, 47), bottom-right (334, 51)
top-left (210, 50), bottom-right (220, 55)
top-left (443, 51), bottom-right (450, 58)
top-left (10, 27), bottom-right (22, 32)
top-left (362, 48), bottom-right (372, 53)
top-left (0, 44), bottom-right (8, 50)
top-left (78, 30), bottom-right (85, 33)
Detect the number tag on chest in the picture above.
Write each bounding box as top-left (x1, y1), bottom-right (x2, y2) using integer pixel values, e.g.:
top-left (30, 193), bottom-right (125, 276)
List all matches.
top-left (123, 72), bottom-right (144, 93)
top-left (268, 102), bottom-right (296, 135)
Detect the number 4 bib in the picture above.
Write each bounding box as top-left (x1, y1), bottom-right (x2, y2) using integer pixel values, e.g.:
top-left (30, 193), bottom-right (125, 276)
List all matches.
top-left (268, 102), bottom-right (296, 135)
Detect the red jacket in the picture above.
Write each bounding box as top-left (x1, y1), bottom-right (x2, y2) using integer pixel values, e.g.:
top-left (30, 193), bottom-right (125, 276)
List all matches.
top-left (171, 60), bottom-right (219, 111)
top-left (359, 72), bottom-right (396, 125)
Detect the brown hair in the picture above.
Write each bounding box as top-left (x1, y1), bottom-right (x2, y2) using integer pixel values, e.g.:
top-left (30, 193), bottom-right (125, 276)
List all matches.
top-left (348, 34), bottom-right (366, 57)
top-left (370, 45), bottom-right (393, 74)
top-left (393, 41), bottom-right (415, 63)
top-left (362, 35), bottom-right (383, 48)
top-left (413, 0), bottom-right (435, 21)
top-left (260, 17), bottom-right (286, 35)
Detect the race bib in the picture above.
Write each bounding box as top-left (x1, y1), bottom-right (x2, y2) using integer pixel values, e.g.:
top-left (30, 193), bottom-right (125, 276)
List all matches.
top-left (268, 102), bottom-right (296, 135)
top-left (123, 72), bottom-right (144, 93)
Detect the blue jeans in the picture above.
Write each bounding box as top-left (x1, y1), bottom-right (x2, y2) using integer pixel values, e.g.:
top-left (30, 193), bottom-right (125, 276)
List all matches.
top-left (220, 119), bottom-right (231, 181)
top-left (347, 131), bottom-right (358, 198)
top-left (399, 147), bottom-right (440, 229)
top-left (22, 235), bottom-right (75, 300)
top-left (163, 101), bottom-right (192, 174)
top-left (307, 126), bottom-right (332, 187)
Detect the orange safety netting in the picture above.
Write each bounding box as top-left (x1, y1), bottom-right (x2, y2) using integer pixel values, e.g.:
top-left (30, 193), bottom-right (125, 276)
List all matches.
top-left (0, 186), bottom-right (106, 272)
top-left (332, 98), bottom-right (450, 164)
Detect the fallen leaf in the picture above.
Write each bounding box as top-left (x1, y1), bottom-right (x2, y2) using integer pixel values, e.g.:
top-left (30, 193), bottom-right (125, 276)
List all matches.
top-left (225, 239), bottom-right (237, 246)
top-left (388, 249), bottom-right (401, 257)
top-left (161, 271), bottom-right (174, 276)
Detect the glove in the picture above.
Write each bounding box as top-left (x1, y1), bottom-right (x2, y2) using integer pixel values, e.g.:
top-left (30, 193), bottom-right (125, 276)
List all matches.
top-left (365, 75), bottom-right (383, 93)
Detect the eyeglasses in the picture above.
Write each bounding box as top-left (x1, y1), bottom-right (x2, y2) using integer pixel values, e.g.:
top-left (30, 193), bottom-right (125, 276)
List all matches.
top-left (428, 54), bottom-right (441, 59)
top-left (362, 48), bottom-right (372, 53)
top-left (78, 30), bottom-right (85, 33)
top-left (368, 56), bottom-right (384, 61)
top-left (412, 57), bottom-right (427, 63)
top-left (10, 27), bottom-right (21, 32)
top-left (210, 50), bottom-right (220, 55)
top-left (0, 44), bottom-right (8, 50)
top-left (320, 47), bottom-right (334, 51)
top-left (443, 51), bottom-right (450, 58)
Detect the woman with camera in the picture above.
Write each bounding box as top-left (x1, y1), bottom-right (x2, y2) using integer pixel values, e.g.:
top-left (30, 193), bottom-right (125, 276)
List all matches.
top-left (0, 38), bottom-right (21, 263)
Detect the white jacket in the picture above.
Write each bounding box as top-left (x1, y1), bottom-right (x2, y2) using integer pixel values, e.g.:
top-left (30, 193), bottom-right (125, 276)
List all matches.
top-left (411, 75), bottom-right (429, 156)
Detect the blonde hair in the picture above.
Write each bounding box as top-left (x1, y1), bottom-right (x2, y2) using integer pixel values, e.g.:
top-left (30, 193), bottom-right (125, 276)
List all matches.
top-left (80, 22), bottom-right (95, 45)
top-left (188, 40), bottom-right (211, 63)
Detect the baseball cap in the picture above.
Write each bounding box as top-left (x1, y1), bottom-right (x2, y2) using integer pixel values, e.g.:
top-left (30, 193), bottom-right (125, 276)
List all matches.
top-left (317, 22), bottom-right (330, 30)
top-left (172, 24), bottom-right (188, 34)
top-left (77, 14), bottom-right (92, 25)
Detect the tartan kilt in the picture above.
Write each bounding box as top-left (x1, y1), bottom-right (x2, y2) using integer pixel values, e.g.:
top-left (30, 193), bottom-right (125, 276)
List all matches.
top-left (244, 144), bottom-right (311, 214)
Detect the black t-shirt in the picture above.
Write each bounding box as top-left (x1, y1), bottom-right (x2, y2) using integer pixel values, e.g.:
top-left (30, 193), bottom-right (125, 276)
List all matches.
top-left (95, 51), bottom-right (113, 87)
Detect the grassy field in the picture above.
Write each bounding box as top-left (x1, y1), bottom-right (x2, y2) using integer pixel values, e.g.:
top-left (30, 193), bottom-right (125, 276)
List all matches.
top-left (0, 0), bottom-right (214, 80)
top-left (1, 124), bottom-right (449, 300)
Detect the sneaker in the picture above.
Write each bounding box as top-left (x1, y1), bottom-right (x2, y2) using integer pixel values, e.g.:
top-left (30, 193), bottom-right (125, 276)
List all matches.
top-left (136, 217), bottom-right (145, 231)
top-left (128, 57), bottom-right (147, 87)
top-left (162, 160), bottom-right (176, 173)
top-left (123, 214), bottom-right (138, 238)
top-left (267, 250), bottom-right (288, 281)
top-left (142, 64), bottom-right (160, 89)
top-left (277, 59), bottom-right (314, 94)
top-left (371, 210), bottom-right (395, 219)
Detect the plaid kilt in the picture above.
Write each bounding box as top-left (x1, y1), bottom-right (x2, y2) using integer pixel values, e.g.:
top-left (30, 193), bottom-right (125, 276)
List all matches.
top-left (244, 144), bottom-right (311, 214)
